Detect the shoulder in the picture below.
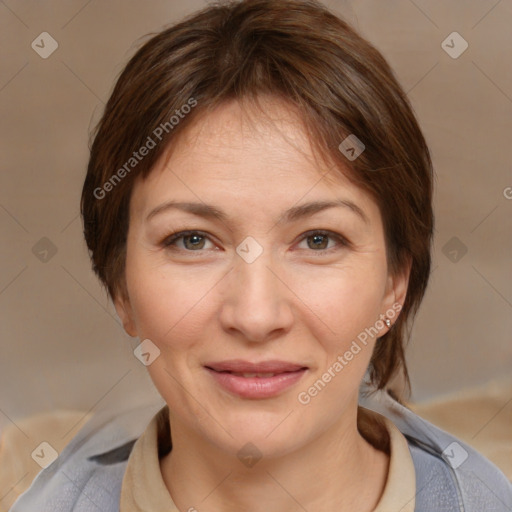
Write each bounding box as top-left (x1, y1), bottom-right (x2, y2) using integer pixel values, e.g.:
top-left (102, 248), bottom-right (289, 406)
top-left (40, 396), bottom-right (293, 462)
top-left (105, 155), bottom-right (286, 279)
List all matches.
top-left (360, 386), bottom-right (512, 511)
top-left (9, 401), bottom-right (163, 512)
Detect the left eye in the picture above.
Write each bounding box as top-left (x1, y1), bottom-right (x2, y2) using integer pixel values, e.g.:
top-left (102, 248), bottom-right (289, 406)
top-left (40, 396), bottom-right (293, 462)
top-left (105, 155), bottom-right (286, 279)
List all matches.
top-left (296, 230), bottom-right (347, 253)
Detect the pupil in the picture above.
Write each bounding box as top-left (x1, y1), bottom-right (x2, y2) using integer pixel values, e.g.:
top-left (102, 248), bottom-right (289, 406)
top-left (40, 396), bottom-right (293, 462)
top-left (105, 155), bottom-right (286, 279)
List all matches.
top-left (310, 234), bottom-right (327, 249)
top-left (186, 234), bottom-right (204, 249)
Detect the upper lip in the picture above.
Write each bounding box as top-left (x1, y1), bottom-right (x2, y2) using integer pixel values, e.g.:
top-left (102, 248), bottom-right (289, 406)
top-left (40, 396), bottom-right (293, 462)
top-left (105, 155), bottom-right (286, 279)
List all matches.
top-left (205, 359), bottom-right (308, 373)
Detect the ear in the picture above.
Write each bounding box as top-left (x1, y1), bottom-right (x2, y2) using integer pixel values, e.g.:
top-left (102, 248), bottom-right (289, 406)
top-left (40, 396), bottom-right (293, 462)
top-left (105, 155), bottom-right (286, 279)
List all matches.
top-left (113, 290), bottom-right (137, 337)
top-left (382, 256), bottom-right (412, 320)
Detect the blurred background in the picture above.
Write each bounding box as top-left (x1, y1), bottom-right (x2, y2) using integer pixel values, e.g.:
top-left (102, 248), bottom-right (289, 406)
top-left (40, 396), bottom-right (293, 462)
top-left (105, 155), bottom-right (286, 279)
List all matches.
top-left (1, 0), bottom-right (511, 504)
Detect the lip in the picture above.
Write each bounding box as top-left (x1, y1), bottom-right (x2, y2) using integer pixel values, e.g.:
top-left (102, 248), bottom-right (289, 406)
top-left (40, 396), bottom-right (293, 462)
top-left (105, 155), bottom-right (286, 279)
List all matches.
top-left (204, 359), bottom-right (307, 373)
top-left (204, 360), bottom-right (308, 399)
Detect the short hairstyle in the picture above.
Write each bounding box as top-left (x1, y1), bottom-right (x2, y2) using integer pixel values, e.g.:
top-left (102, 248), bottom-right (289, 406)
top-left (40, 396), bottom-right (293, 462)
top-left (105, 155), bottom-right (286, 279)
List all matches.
top-left (81, 0), bottom-right (434, 394)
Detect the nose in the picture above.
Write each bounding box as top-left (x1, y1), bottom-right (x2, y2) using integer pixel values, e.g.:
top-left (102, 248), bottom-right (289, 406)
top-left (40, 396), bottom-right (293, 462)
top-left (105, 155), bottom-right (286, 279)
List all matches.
top-left (219, 248), bottom-right (294, 343)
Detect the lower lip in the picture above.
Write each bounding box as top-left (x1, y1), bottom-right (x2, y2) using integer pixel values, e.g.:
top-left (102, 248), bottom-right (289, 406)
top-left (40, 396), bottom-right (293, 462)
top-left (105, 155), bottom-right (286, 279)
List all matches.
top-left (205, 368), bottom-right (307, 399)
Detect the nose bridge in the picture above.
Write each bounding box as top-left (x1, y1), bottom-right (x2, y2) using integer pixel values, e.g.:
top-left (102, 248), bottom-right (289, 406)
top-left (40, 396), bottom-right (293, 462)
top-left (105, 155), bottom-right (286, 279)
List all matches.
top-left (238, 247), bottom-right (277, 301)
top-left (220, 240), bottom-right (293, 341)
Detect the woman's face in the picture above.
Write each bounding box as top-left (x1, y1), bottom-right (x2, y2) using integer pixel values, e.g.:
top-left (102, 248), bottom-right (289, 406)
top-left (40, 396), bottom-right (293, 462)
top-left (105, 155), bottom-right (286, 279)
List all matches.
top-left (115, 97), bottom-right (408, 460)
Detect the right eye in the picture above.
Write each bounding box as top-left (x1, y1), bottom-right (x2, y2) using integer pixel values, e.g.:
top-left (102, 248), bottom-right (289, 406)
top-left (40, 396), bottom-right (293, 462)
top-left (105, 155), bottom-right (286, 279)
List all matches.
top-left (162, 230), bottom-right (217, 251)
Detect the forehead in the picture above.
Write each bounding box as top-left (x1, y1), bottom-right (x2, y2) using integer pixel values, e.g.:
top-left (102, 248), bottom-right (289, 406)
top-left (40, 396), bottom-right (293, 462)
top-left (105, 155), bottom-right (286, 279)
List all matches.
top-left (162, 97), bottom-right (334, 179)
top-left (129, 97), bottom-right (377, 224)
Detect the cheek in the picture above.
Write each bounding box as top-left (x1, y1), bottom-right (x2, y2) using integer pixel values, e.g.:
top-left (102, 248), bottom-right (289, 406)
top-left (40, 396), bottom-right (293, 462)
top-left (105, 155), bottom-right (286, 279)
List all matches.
top-left (294, 270), bottom-right (386, 407)
top-left (292, 263), bottom-right (387, 345)
top-left (125, 256), bottom-right (215, 345)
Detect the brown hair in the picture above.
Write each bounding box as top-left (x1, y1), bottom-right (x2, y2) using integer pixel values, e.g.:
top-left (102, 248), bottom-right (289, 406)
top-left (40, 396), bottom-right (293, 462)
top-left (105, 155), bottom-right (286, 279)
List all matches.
top-left (81, 0), bottom-right (434, 394)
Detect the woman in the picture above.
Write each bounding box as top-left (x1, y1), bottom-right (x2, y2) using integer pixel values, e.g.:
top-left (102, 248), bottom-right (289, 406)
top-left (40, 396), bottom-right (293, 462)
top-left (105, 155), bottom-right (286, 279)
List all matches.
top-left (11, 0), bottom-right (512, 510)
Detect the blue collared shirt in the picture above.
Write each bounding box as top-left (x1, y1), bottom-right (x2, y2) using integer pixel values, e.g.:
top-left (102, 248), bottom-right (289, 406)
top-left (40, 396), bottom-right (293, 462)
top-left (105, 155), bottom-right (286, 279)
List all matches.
top-left (10, 386), bottom-right (512, 511)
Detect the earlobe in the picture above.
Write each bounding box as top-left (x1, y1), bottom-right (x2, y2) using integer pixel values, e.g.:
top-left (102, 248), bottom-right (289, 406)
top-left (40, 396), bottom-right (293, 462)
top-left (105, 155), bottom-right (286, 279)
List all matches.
top-left (113, 292), bottom-right (137, 337)
top-left (379, 264), bottom-right (409, 336)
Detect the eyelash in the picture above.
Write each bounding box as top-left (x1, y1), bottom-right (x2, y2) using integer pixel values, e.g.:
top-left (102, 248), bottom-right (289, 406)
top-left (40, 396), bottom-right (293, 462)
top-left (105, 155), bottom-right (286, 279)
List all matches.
top-left (161, 229), bottom-right (350, 256)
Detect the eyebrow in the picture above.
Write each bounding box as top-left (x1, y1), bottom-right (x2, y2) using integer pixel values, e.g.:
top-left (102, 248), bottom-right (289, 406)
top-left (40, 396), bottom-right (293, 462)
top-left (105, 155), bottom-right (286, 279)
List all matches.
top-left (145, 199), bottom-right (369, 225)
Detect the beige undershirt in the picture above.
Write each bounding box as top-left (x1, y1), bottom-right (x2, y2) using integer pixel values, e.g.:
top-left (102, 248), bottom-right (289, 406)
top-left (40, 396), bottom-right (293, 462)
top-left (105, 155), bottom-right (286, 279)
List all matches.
top-left (120, 405), bottom-right (416, 512)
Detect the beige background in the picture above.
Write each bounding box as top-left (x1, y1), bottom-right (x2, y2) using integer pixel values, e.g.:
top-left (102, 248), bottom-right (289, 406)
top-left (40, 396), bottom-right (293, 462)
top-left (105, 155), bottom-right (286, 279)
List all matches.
top-left (1, 0), bottom-right (511, 432)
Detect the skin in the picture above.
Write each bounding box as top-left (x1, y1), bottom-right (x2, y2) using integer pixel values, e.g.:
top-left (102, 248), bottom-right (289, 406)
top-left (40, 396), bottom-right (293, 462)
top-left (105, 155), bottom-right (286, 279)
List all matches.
top-left (115, 96), bottom-right (410, 512)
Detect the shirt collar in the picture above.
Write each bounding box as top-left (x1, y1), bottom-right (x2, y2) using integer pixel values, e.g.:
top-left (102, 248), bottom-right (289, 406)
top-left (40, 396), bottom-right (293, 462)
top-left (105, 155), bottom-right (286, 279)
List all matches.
top-left (119, 403), bottom-right (416, 511)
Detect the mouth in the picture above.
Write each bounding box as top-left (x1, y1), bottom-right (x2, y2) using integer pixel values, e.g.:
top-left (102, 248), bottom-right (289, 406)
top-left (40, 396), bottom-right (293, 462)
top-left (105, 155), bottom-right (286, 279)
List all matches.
top-left (211, 370), bottom-right (298, 378)
top-left (204, 359), bottom-right (308, 374)
top-left (204, 360), bottom-right (308, 398)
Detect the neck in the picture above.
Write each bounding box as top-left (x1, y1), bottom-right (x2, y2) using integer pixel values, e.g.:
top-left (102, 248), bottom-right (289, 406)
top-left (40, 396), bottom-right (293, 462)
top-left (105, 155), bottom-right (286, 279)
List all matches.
top-left (159, 405), bottom-right (389, 512)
